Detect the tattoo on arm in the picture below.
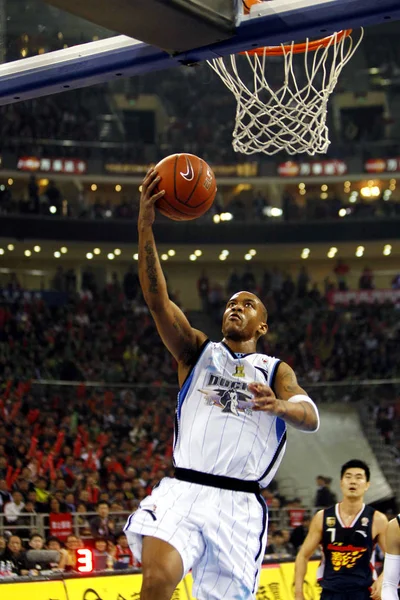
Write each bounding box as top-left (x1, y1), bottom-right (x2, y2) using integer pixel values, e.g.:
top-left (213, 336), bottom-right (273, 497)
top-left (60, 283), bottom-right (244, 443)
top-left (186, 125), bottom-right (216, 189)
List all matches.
top-left (144, 240), bottom-right (158, 294)
top-left (279, 399), bottom-right (316, 431)
top-left (281, 369), bottom-right (299, 395)
top-left (172, 319), bottom-right (195, 365)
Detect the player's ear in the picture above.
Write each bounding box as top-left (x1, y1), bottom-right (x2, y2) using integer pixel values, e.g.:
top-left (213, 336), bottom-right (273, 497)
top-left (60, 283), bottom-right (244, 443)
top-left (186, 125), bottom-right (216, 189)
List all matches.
top-left (258, 321), bottom-right (268, 337)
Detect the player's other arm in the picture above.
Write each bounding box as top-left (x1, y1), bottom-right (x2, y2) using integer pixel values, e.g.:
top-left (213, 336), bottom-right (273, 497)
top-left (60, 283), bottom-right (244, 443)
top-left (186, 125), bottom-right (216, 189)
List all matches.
top-left (382, 518), bottom-right (400, 600)
top-left (138, 169), bottom-right (207, 365)
top-left (371, 511), bottom-right (389, 600)
top-left (294, 511), bottom-right (323, 600)
top-left (249, 362), bottom-right (319, 432)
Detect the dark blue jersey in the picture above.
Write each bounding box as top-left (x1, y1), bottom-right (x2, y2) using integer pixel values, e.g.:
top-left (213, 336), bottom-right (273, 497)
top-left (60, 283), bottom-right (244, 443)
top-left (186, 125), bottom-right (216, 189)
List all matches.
top-left (318, 504), bottom-right (376, 592)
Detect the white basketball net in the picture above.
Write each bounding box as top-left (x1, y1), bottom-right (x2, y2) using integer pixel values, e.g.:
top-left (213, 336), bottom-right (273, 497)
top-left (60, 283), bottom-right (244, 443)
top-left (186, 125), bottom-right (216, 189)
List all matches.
top-left (208, 29), bottom-right (364, 156)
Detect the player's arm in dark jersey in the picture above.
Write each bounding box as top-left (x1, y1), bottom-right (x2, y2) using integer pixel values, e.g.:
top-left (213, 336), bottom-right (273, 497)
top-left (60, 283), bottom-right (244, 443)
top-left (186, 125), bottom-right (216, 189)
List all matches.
top-left (249, 362), bottom-right (319, 432)
top-left (382, 517), bottom-right (400, 600)
top-left (294, 510), bottom-right (323, 600)
top-left (369, 510), bottom-right (389, 600)
top-left (138, 169), bottom-right (207, 376)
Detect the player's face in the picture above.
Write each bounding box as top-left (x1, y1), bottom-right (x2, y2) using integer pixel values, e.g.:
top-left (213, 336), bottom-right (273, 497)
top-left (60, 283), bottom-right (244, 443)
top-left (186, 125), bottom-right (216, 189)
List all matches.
top-left (222, 291), bottom-right (267, 341)
top-left (340, 468), bottom-right (370, 499)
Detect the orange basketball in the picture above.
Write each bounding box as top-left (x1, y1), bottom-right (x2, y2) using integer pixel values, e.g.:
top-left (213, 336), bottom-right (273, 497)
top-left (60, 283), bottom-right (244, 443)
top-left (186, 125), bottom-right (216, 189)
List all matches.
top-left (242, 0), bottom-right (263, 15)
top-left (154, 153), bottom-right (217, 221)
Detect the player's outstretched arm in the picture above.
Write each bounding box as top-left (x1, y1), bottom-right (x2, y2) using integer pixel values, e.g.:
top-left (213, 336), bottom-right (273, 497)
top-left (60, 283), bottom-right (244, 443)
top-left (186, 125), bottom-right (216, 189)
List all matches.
top-left (249, 362), bottom-right (319, 432)
top-left (294, 511), bottom-right (323, 600)
top-left (382, 518), bottom-right (400, 600)
top-left (138, 169), bottom-right (207, 367)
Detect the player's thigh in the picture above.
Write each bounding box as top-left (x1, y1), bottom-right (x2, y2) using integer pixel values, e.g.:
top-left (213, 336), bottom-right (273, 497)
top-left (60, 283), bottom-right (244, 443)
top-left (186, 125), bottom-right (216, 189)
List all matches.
top-left (124, 478), bottom-right (206, 576)
top-left (193, 491), bottom-right (268, 599)
top-left (141, 536), bottom-right (184, 590)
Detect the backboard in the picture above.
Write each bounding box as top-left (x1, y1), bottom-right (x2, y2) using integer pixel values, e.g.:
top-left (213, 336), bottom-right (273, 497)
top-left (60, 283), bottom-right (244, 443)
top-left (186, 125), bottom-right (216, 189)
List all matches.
top-left (0, 0), bottom-right (399, 105)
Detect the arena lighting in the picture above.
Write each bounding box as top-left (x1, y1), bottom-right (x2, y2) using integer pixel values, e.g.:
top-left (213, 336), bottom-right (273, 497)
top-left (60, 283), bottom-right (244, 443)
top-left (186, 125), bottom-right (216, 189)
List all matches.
top-left (114, 248), bottom-right (121, 256)
top-left (93, 248), bottom-right (101, 255)
top-left (327, 247), bottom-right (338, 258)
top-left (0, 186), bottom-right (4, 191)
top-left (356, 246), bottom-right (365, 257)
top-left (244, 253), bottom-right (252, 261)
top-left (338, 208), bottom-right (346, 217)
top-left (24, 250), bottom-right (31, 257)
top-left (219, 254), bottom-right (227, 261)
top-left (54, 251), bottom-right (61, 258)
top-left (299, 183), bottom-right (305, 190)
top-left (321, 184), bottom-right (328, 192)
top-left (194, 250), bottom-right (202, 257)
top-left (383, 190), bottom-right (392, 201)
top-left (139, 185), bottom-right (143, 193)
top-left (91, 184), bottom-right (97, 191)
top-left (107, 253), bottom-right (115, 260)
top-left (34, 246), bottom-right (41, 253)
top-left (86, 252), bottom-right (93, 260)
top-left (264, 207), bottom-right (283, 217)
top-left (349, 192), bottom-right (358, 204)
top-left (220, 212), bottom-right (233, 221)
top-left (76, 549), bottom-right (93, 573)
top-left (383, 245), bottom-right (392, 256)
top-left (105, 210), bottom-right (112, 218)
top-left (133, 253), bottom-right (139, 260)
top-left (299, 189), bottom-right (306, 196)
top-left (161, 254), bottom-right (168, 261)
top-left (221, 250), bottom-right (229, 256)
top-left (49, 206), bottom-right (57, 214)
top-left (60, 247), bottom-right (68, 254)
top-left (189, 254), bottom-right (197, 261)
top-left (249, 249), bottom-right (257, 256)
top-left (115, 184), bottom-right (122, 192)
top-left (0, 249), bottom-right (4, 255)
top-left (360, 186), bottom-right (380, 198)
top-left (213, 214), bottom-right (221, 224)
top-left (7, 178), bottom-right (13, 186)
top-left (167, 249), bottom-right (176, 257)
top-left (7, 244), bottom-right (14, 251)
top-left (320, 193), bottom-right (328, 200)
top-left (301, 248), bottom-right (310, 260)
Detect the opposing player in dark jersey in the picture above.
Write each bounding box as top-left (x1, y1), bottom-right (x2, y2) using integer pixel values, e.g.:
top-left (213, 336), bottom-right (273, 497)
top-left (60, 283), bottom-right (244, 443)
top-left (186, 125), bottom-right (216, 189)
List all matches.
top-left (124, 169), bottom-right (320, 600)
top-left (295, 459), bottom-right (388, 600)
top-left (382, 515), bottom-right (400, 600)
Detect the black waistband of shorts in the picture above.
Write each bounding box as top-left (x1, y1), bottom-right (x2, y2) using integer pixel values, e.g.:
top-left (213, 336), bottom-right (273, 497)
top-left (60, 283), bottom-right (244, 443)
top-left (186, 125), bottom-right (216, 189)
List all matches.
top-left (174, 467), bottom-right (260, 493)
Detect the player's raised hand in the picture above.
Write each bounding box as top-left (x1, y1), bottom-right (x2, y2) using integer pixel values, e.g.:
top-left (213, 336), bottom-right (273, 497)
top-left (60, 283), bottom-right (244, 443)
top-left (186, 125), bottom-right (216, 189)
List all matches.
top-left (248, 382), bottom-right (281, 414)
top-left (138, 168), bottom-right (165, 228)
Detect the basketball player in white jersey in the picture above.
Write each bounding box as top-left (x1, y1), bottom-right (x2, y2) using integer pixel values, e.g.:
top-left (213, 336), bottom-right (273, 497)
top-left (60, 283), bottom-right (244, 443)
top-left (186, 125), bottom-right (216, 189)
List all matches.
top-left (382, 515), bottom-right (400, 600)
top-left (124, 169), bottom-right (320, 600)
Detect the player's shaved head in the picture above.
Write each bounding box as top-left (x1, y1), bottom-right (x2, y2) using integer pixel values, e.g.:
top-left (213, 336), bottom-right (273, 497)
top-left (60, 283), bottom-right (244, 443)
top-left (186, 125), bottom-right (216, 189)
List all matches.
top-left (228, 291), bottom-right (268, 322)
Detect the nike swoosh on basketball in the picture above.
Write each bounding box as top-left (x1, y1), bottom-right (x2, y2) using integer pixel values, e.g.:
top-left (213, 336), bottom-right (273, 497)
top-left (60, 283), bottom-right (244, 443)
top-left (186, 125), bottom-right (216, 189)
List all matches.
top-left (180, 157), bottom-right (194, 181)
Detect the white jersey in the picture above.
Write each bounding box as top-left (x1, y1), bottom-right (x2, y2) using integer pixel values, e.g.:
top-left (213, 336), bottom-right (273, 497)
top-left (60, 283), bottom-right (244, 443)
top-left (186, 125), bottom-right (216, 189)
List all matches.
top-left (173, 340), bottom-right (286, 488)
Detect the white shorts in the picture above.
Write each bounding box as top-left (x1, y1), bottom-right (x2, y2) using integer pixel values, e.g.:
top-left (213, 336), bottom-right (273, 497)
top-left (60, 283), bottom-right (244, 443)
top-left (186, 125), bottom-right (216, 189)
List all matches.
top-left (123, 477), bottom-right (268, 600)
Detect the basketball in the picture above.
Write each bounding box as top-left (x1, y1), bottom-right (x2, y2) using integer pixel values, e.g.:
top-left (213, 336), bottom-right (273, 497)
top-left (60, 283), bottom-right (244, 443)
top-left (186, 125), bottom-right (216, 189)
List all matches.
top-left (154, 153), bottom-right (217, 221)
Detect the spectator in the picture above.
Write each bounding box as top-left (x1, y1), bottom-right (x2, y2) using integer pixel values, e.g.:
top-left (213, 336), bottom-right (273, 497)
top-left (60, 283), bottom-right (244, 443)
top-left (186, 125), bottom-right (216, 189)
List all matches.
top-left (114, 531), bottom-right (139, 568)
top-left (46, 536), bottom-right (68, 570)
top-left (65, 534), bottom-right (80, 570)
top-left (314, 475), bottom-right (337, 508)
top-left (2, 535), bottom-right (30, 575)
top-left (35, 478), bottom-right (51, 506)
top-left (0, 479), bottom-right (12, 508)
top-left (93, 537), bottom-right (114, 570)
top-left (265, 530), bottom-right (293, 556)
top-left (333, 259), bottom-right (350, 291)
top-left (90, 501), bottom-right (116, 541)
top-left (0, 535), bottom-right (6, 559)
top-left (4, 490), bottom-right (25, 524)
top-left (297, 266), bottom-right (310, 298)
top-left (359, 266), bottom-right (374, 290)
top-left (290, 515), bottom-right (311, 554)
top-left (197, 270), bottom-right (210, 313)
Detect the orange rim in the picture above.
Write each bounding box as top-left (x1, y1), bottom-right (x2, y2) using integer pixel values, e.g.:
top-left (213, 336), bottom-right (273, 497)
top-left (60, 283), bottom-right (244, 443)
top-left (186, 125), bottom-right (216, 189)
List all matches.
top-left (241, 29), bottom-right (352, 56)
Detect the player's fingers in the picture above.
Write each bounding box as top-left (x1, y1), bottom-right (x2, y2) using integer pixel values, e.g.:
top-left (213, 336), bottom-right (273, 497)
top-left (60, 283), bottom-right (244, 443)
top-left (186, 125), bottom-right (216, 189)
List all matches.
top-left (152, 190), bottom-right (165, 202)
top-left (142, 169), bottom-right (157, 189)
top-left (248, 382), bottom-right (274, 397)
top-left (145, 175), bottom-right (161, 197)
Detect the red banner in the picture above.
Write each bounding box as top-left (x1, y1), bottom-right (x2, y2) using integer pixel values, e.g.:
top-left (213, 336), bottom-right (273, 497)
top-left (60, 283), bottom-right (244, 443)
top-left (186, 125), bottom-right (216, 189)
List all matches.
top-left (49, 513), bottom-right (73, 541)
top-left (365, 157), bottom-right (400, 174)
top-left (288, 509), bottom-right (306, 528)
top-left (278, 160), bottom-right (347, 177)
top-left (17, 156), bottom-right (87, 175)
top-left (331, 289), bottom-right (400, 305)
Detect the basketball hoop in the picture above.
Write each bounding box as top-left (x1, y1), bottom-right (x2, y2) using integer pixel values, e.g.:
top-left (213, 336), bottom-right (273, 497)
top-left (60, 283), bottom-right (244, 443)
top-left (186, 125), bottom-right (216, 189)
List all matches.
top-left (208, 29), bottom-right (364, 156)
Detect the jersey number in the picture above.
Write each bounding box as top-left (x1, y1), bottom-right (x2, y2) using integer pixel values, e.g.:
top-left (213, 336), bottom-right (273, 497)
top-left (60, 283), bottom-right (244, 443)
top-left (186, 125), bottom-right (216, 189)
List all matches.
top-left (327, 528), bottom-right (336, 543)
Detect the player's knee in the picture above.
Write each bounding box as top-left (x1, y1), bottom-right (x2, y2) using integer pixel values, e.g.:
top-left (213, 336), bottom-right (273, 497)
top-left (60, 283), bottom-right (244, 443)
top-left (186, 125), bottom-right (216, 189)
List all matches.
top-left (141, 564), bottom-right (177, 595)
